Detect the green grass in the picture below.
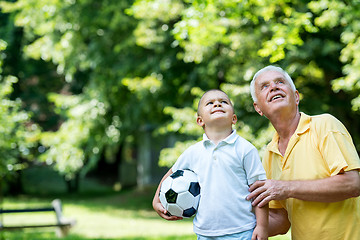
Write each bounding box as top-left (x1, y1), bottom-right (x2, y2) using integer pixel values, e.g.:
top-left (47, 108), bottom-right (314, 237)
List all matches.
top-left (0, 166), bottom-right (291, 239)
top-left (1, 188), bottom-right (195, 239)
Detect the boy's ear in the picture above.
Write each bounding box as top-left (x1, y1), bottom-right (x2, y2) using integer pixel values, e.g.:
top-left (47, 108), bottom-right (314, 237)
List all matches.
top-left (253, 102), bottom-right (263, 116)
top-left (196, 115), bottom-right (205, 127)
top-left (232, 114), bottom-right (237, 125)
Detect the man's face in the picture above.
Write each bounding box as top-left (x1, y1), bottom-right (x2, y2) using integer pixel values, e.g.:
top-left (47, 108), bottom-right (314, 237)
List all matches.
top-left (197, 90), bottom-right (237, 128)
top-left (253, 70), bottom-right (299, 117)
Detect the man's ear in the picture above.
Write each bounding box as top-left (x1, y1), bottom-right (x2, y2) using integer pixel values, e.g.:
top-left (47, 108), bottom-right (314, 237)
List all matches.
top-left (197, 115), bottom-right (205, 127)
top-left (295, 90), bottom-right (300, 106)
top-left (253, 102), bottom-right (263, 116)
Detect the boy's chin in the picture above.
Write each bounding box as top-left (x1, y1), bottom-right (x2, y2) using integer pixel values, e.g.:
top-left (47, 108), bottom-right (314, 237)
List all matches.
top-left (207, 119), bottom-right (233, 127)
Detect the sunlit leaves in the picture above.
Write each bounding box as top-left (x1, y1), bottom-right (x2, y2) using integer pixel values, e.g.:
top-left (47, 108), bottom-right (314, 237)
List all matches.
top-left (158, 140), bottom-right (197, 167)
top-left (122, 75), bottom-right (162, 96)
top-left (2, 0), bottom-right (360, 175)
top-left (308, 0), bottom-right (360, 113)
top-left (0, 73), bottom-right (40, 178)
top-left (40, 93), bottom-right (108, 178)
top-left (158, 106), bottom-right (202, 136)
top-left (128, 0), bottom-right (183, 22)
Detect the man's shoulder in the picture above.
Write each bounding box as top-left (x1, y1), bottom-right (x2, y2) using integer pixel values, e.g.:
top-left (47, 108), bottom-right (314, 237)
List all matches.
top-left (311, 113), bottom-right (337, 122)
top-left (310, 113), bottom-right (341, 125)
top-left (309, 113), bottom-right (347, 134)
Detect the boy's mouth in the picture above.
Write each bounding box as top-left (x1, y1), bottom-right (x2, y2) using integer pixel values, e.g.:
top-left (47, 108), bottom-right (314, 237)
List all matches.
top-left (211, 109), bottom-right (225, 114)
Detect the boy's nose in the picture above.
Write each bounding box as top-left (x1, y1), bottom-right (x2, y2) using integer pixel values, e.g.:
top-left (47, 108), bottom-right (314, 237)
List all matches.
top-left (213, 101), bottom-right (221, 107)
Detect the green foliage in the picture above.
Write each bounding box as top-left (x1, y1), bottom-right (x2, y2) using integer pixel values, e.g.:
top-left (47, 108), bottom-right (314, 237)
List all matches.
top-left (0, 44), bottom-right (40, 178)
top-left (0, 0), bottom-right (359, 176)
top-left (129, 0), bottom-right (360, 165)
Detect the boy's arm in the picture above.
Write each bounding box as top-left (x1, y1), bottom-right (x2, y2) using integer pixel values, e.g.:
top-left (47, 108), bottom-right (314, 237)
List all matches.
top-left (250, 180), bottom-right (269, 240)
top-left (252, 203), bottom-right (269, 240)
top-left (152, 168), bottom-right (183, 221)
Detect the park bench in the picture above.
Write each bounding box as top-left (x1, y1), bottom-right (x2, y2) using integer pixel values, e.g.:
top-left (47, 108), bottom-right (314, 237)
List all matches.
top-left (0, 199), bottom-right (76, 237)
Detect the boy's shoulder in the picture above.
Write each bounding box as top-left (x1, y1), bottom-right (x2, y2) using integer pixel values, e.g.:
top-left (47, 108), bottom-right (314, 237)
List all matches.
top-left (182, 139), bottom-right (206, 153)
top-left (234, 133), bottom-right (256, 147)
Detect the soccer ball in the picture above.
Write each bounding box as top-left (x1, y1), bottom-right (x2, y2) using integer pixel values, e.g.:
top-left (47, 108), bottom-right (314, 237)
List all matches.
top-left (159, 169), bottom-right (201, 218)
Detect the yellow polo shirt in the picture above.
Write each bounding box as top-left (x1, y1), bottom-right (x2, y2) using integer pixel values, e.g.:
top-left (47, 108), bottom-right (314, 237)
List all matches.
top-left (263, 112), bottom-right (360, 240)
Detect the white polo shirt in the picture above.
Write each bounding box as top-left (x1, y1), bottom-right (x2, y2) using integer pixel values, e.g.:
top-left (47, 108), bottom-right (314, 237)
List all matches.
top-left (172, 130), bottom-right (266, 236)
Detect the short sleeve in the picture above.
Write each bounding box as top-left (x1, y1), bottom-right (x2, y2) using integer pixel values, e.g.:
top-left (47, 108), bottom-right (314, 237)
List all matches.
top-left (243, 148), bottom-right (267, 185)
top-left (172, 150), bottom-right (191, 173)
top-left (317, 116), bottom-right (360, 176)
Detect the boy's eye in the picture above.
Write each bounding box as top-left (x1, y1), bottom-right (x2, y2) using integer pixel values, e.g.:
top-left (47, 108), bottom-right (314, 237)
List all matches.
top-left (206, 101), bottom-right (213, 106)
top-left (221, 100), bottom-right (228, 104)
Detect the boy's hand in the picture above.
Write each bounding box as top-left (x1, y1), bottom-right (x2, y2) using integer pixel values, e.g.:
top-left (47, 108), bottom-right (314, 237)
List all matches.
top-left (153, 202), bottom-right (183, 221)
top-left (251, 225), bottom-right (268, 240)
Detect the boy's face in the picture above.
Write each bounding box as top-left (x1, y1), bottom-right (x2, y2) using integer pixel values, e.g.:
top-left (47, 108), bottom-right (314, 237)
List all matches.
top-left (197, 90), bottom-right (237, 128)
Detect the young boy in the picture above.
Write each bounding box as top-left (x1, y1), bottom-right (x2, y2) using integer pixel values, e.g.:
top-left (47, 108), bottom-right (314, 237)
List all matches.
top-left (153, 89), bottom-right (268, 240)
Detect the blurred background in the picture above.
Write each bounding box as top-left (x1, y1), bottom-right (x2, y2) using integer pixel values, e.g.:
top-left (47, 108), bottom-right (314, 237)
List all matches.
top-left (0, 0), bottom-right (359, 239)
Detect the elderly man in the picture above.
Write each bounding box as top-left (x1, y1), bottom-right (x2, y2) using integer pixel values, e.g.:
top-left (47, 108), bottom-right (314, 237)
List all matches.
top-left (247, 65), bottom-right (360, 240)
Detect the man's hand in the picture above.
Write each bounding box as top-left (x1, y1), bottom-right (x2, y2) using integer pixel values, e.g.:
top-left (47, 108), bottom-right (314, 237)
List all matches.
top-left (247, 180), bottom-right (290, 207)
top-left (247, 170), bottom-right (360, 207)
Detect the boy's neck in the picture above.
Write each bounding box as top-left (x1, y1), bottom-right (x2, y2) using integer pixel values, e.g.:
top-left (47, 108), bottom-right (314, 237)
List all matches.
top-left (204, 127), bottom-right (233, 145)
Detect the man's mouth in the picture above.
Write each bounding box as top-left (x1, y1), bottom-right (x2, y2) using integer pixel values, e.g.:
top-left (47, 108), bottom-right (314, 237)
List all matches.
top-left (269, 94), bottom-right (284, 102)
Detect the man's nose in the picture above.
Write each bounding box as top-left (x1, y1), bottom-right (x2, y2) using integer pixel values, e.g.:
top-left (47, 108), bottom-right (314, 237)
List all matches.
top-left (269, 81), bottom-right (279, 91)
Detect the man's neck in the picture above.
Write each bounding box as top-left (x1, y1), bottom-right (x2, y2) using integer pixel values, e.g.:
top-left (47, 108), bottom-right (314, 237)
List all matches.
top-left (269, 110), bottom-right (301, 156)
top-left (204, 127), bottom-right (233, 145)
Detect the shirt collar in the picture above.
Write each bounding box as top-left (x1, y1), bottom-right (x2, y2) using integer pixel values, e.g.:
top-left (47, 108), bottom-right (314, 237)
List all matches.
top-left (203, 129), bottom-right (238, 147)
top-left (267, 112), bottom-right (310, 153)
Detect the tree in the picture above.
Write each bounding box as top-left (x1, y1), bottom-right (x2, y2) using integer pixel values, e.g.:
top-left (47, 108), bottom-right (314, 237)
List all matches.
top-left (129, 0), bottom-right (360, 166)
top-left (0, 39), bottom-right (40, 193)
top-left (0, 0), bottom-right (358, 186)
top-left (0, 0), bottom-right (202, 187)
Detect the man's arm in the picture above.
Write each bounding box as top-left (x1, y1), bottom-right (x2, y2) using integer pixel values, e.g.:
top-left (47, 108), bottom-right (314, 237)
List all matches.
top-left (268, 208), bottom-right (290, 237)
top-left (247, 169), bottom-right (360, 207)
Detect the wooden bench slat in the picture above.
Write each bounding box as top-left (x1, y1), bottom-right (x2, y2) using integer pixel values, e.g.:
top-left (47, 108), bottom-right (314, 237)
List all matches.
top-left (0, 199), bottom-right (76, 237)
top-left (0, 208), bottom-right (55, 214)
top-left (0, 222), bottom-right (73, 230)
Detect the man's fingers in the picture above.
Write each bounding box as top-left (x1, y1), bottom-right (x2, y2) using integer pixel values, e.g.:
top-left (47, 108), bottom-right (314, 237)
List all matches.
top-left (249, 180), bottom-right (265, 192)
top-left (247, 185), bottom-right (266, 200)
top-left (257, 195), bottom-right (272, 207)
top-left (251, 191), bottom-right (267, 206)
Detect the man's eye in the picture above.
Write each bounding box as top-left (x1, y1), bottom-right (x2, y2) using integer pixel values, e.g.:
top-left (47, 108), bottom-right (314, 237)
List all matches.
top-left (261, 84), bottom-right (269, 90)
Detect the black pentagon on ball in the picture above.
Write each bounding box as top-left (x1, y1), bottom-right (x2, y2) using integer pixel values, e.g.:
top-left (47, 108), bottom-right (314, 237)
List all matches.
top-left (165, 189), bottom-right (178, 203)
top-left (188, 182), bottom-right (200, 197)
top-left (170, 169), bottom-right (184, 179)
top-left (183, 207), bottom-right (197, 218)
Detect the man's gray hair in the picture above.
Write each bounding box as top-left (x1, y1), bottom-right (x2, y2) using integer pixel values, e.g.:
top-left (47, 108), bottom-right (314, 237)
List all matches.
top-left (250, 65), bottom-right (296, 102)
